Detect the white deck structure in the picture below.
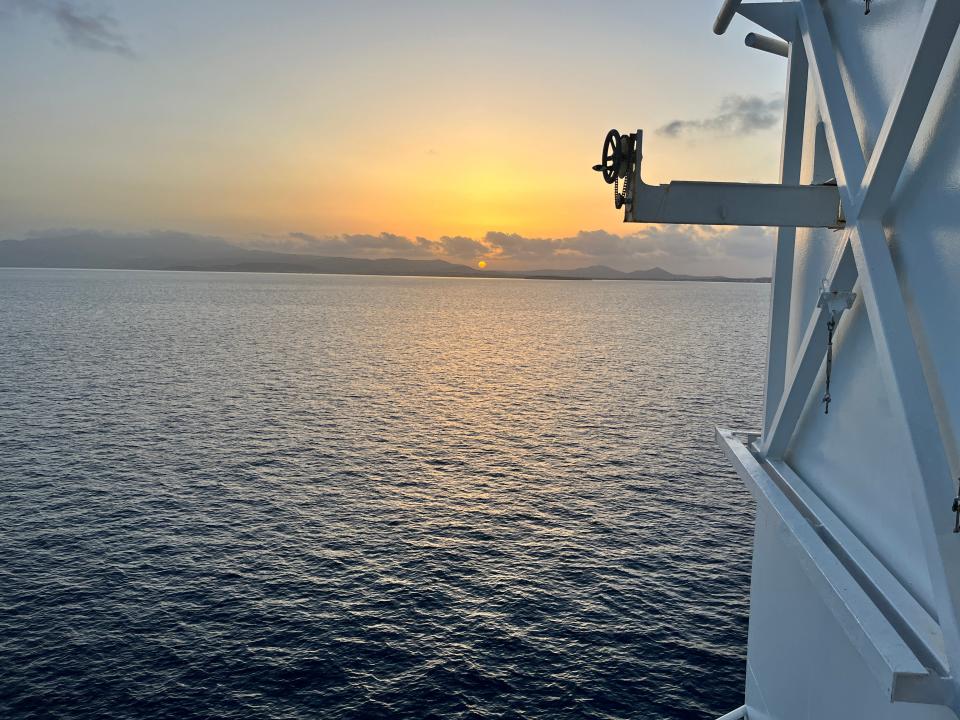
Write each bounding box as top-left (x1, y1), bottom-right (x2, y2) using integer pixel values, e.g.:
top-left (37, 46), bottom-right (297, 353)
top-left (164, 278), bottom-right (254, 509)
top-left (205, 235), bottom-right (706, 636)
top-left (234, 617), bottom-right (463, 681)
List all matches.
top-left (597, 1), bottom-right (960, 717)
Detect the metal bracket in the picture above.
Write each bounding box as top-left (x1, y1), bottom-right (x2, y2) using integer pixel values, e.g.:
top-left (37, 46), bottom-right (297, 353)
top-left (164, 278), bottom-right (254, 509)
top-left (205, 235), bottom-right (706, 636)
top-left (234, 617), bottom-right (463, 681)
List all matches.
top-left (623, 130), bottom-right (844, 228)
top-left (817, 287), bottom-right (856, 322)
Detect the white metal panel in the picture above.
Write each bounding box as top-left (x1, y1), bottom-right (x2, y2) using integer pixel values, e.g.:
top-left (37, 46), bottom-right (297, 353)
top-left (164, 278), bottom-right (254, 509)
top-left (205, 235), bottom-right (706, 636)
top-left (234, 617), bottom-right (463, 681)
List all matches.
top-left (884, 30), bottom-right (960, 482)
top-left (746, 502), bottom-right (954, 720)
top-left (854, 0), bottom-right (960, 220)
top-left (716, 429), bottom-right (950, 716)
top-left (719, 428), bottom-right (935, 695)
top-left (786, 296), bottom-right (935, 612)
top-left (766, 458), bottom-right (947, 675)
top-left (822, 0), bottom-right (927, 162)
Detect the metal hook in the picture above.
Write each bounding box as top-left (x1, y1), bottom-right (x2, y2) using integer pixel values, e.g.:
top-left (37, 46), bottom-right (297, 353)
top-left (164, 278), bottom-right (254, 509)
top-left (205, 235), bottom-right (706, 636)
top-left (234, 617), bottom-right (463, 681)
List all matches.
top-left (953, 477), bottom-right (960, 533)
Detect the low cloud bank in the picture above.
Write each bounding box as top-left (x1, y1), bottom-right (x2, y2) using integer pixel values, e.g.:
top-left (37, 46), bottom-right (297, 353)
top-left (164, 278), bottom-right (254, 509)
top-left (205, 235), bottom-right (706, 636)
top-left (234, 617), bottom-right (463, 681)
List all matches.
top-left (3, 225), bottom-right (774, 276)
top-left (250, 226), bottom-right (775, 276)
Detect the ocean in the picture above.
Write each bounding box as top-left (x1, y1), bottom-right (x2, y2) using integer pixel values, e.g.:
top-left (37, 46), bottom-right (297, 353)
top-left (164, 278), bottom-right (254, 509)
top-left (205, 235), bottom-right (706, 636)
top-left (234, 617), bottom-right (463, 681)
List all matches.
top-left (0, 268), bottom-right (767, 720)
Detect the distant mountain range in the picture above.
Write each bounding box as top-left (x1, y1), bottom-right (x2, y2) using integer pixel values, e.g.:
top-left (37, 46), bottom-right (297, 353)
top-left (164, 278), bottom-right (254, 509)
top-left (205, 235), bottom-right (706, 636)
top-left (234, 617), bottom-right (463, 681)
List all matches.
top-left (0, 231), bottom-right (769, 283)
top-left (514, 264), bottom-right (767, 282)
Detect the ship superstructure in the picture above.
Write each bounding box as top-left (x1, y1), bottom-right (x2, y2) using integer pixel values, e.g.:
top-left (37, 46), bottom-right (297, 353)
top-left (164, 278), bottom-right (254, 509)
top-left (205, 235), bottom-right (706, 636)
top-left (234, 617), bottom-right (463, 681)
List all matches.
top-left (594, 2), bottom-right (960, 718)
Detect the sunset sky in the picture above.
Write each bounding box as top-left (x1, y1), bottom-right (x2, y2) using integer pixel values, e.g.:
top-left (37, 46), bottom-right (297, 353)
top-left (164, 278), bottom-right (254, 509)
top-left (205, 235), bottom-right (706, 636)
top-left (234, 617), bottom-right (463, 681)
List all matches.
top-left (0, 0), bottom-right (788, 275)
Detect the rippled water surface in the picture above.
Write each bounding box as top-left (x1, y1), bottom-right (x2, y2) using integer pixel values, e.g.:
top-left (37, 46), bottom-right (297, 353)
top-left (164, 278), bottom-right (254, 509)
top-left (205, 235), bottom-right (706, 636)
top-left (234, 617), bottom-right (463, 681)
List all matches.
top-left (1, 269), bottom-right (767, 720)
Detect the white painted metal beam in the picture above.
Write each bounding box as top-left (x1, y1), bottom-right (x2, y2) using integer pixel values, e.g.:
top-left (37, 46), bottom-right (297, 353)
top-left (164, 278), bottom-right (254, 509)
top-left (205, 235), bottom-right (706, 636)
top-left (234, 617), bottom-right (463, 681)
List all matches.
top-left (624, 131), bottom-right (841, 228)
top-left (850, 221), bottom-right (960, 688)
top-left (762, 27), bottom-right (807, 438)
top-left (798, 0), bottom-right (866, 203)
top-left (745, 32), bottom-right (789, 58)
top-left (714, 0), bottom-right (743, 35)
top-left (625, 180), bottom-right (840, 227)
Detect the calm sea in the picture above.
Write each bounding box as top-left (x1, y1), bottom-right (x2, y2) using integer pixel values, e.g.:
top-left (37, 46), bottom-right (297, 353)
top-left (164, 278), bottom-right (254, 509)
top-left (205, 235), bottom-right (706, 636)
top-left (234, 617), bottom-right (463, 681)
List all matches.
top-left (0, 269), bottom-right (767, 720)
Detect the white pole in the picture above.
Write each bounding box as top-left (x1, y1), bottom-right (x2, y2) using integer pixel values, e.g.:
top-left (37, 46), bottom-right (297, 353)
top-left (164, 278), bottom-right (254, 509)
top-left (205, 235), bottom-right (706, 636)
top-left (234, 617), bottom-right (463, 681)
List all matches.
top-left (745, 32), bottom-right (789, 57)
top-left (713, 0), bottom-right (743, 34)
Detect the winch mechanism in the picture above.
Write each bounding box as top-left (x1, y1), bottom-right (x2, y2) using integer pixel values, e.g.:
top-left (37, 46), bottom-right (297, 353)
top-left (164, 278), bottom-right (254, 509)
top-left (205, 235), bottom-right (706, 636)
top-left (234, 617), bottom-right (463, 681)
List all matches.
top-left (592, 130), bottom-right (638, 210)
top-left (590, 129), bottom-right (844, 228)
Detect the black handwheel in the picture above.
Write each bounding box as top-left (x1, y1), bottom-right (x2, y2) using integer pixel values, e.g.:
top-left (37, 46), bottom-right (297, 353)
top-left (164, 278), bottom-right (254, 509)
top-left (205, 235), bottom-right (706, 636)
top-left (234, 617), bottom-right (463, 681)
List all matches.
top-left (598, 129), bottom-right (621, 184)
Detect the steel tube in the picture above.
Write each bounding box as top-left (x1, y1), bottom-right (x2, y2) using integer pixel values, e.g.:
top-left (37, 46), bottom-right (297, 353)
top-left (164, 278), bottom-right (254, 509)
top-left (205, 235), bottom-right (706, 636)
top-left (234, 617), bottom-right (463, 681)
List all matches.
top-left (745, 32), bottom-right (789, 57)
top-left (713, 0), bottom-right (743, 34)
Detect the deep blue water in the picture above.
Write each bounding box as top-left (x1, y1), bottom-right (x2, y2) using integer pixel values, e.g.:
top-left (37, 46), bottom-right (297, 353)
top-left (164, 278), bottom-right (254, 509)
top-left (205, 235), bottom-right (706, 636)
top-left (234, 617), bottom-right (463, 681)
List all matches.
top-left (0, 269), bottom-right (767, 720)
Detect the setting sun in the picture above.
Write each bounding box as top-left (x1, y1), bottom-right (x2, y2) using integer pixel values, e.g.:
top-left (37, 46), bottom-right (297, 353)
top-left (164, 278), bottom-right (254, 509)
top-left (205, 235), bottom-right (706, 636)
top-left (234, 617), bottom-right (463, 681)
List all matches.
top-left (477, 261), bottom-right (487, 269)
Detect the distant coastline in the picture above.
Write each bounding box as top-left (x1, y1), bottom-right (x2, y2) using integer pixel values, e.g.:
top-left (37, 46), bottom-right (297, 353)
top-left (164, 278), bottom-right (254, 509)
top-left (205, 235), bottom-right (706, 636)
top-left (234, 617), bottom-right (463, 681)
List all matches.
top-left (0, 233), bottom-right (770, 284)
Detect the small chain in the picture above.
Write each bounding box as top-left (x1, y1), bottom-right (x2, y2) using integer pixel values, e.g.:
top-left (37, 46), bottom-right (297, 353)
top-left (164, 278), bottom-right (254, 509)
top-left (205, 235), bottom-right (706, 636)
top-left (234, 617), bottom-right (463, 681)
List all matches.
top-left (822, 316), bottom-right (836, 414)
top-left (953, 477), bottom-right (960, 533)
top-left (623, 160), bottom-right (632, 205)
top-left (613, 144), bottom-right (632, 208)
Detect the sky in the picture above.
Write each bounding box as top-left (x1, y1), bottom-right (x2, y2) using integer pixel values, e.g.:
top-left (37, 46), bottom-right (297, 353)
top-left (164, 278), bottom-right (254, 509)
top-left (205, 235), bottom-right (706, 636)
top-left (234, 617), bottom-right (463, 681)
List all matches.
top-left (0, 0), bottom-right (789, 275)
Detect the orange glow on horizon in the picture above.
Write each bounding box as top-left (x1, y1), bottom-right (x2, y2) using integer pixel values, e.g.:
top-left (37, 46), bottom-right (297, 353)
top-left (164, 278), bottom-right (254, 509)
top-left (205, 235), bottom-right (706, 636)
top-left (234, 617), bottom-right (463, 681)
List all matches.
top-left (477, 260), bottom-right (487, 269)
top-left (0, 3), bottom-right (787, 249)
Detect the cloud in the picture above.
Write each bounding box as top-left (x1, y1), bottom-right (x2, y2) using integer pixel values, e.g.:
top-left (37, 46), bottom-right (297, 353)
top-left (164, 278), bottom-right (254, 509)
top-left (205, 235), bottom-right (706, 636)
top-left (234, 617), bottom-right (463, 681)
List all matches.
top-left (249, 225), bottom-right (774, 276)
top-left (438, 235), bottom-right (488, 260)
top-left (482, 226), bottom-right (772, 269)
top-left (5, 0), bottom-right (134, 58)
top-left (277, 232), bottom-right (440, 258)
top-left (658, 95), bottom-right (782, 137)
top-left (257, 232), bottom-right (497, 263)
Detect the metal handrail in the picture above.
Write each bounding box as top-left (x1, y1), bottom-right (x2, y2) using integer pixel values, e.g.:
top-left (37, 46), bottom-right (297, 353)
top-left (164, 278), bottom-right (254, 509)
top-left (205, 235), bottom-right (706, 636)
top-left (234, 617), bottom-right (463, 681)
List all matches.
top-left (713, 0), bottom-right (743, 34)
